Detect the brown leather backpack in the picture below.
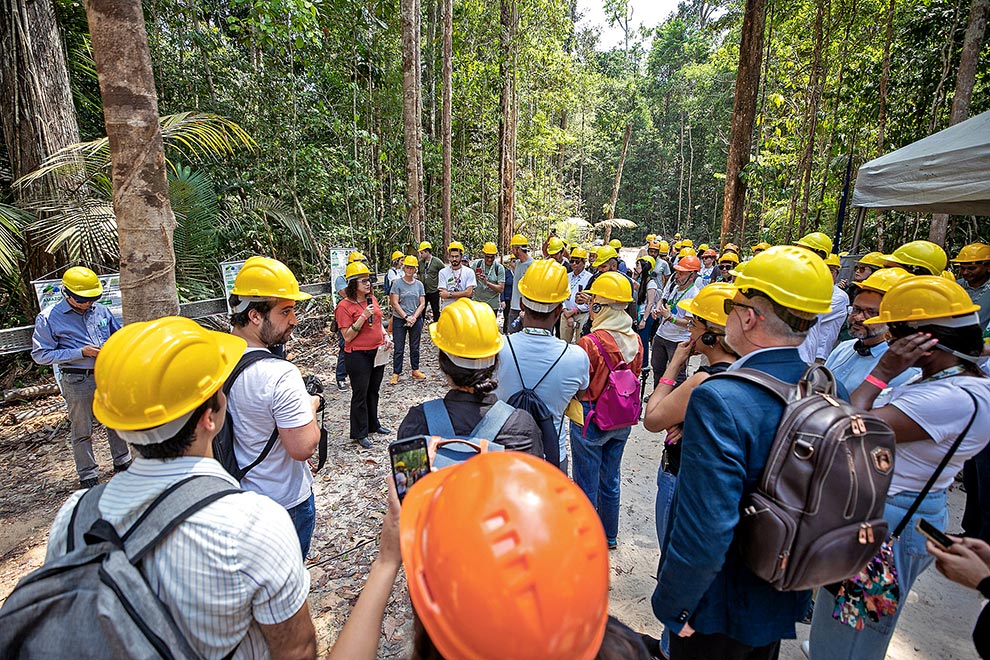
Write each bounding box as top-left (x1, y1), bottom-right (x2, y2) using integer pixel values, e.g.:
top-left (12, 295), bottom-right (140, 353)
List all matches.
top-left (709, 365), bottom-right (896, 591)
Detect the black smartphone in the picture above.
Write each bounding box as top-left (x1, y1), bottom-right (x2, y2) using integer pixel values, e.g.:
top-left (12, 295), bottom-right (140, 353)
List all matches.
top-left (917, 518), bottom-right (954, 551)
top-left (365, 295), bottom-right (375, 325)
top-left (389, 436), bottom-right (431, 502)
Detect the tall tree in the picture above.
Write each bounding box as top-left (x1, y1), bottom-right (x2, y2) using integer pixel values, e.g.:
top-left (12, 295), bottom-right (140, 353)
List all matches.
top-left (603, 121), bottom-right (632, 242)
top-left (719, 0), bottom-right (767, 243)
top-left (401, 0), bottom-right (424, 242)
top-left (441, 0), bottom-right (452, 247)
top-left (85, 0), bottom-right (179, 321)
top-left (929, 0), bottom-right (988, 245)
top-left (497, 0), bottom-right (517, 250)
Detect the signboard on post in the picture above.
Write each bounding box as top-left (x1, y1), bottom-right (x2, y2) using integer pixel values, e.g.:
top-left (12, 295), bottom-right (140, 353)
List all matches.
top-left (219, 260), bottom-right (247, 313)
top-left (328, 248), bottom-right (353, 305)
top-left (32, 273), bottom-right (123, 322)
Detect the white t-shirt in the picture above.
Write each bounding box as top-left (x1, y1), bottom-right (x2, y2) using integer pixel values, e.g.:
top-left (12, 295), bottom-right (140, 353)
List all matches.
top-left (638, 278), bottom-right (659, 318)
top-left (798, 285), bottom-right (850, 363)
top-left (438, 265), bottom-right (477, 310)
top-left (228, 348), bottom-right (315, 509)
top-left (655, 280), bottom-right (702, 342)
top-left (566, 269), bottom-right (593, 312)
top-left (876, 376), bottom-right (990, 495)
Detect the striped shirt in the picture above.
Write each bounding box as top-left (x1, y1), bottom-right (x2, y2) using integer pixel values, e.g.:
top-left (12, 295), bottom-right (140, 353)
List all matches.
top-left (46, 457), bottom-right (310, 659)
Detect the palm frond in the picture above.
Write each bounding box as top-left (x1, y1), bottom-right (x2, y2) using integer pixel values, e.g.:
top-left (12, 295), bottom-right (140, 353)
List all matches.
top-left (222, 196), bottom-right (315, 256)
top-left (0, 203), bottom-right (29, 276)
top-left (169, 165), bottom-right (221, 297)
top-left (25, 195), bottom-right (118, 263)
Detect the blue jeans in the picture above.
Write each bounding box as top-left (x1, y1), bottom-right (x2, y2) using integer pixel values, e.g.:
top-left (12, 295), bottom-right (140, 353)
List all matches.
top-left (655, 465), bottom-right (677, 657)
top-left (392, 316), bottom-right (423, 373)
top-left (637, 316), bottom-right (657, 368)
top-left (807, 488), bottom-right (948, 660)
top-left (570, 404), bottom-right (631, 543)
top-left (335, 332), bottom-right (347, 382)
top-left (287, 491), bottom-right (316, 559)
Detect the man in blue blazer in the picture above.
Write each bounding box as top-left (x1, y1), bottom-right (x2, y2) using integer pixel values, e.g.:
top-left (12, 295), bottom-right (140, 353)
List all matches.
top-left (652, 245), bottom-right (839, 660)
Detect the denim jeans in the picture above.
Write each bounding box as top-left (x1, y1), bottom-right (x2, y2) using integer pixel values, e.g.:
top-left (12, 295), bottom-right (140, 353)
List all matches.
top-left (286, 491), bottom-right (316, 558)
top-left (335, 332), bottom-right (347, 382)
top-left (637, 316), bottom-right (658, 368)
top-left (61, 372), bottom-right (130, 480)
top-left (962, 442), bottom-right (990, 542)
top-left (392, 316), bottom-right (423, 374)
top-left (570, 403), bottom-right (632, 543)
top-left (807, 488), bottom-right (948, 660)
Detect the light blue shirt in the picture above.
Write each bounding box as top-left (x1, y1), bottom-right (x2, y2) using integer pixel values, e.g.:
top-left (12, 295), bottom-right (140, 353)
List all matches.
top-left (31, 298), bottom-right (121, 369)
top-left (495, 332), bottom-right (590, 459)
top-left (824, 338), bottom-right (919, 392)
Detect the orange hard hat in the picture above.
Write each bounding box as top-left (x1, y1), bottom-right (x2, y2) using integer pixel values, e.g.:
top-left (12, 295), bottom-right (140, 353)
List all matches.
top-left (400, 452), bottom-right (610, 660)
top-left (674, 255), bottom-right (702, 272)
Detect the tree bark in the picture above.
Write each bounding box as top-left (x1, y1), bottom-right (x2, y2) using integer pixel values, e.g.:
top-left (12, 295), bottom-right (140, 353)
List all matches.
top-left (719, 0), bottom-right (767, 244)
top-left (603, 122), bottom-right (632, 243)
top-left (441, 0), bottom-right (452, 248)
top-left (400, 0), bottom-right (423, 242)
top-left (497, 0), bottom-right (517, 252)
top-left (929, 0), bottom-right (988, 245)
top-left (796, 0), bottom-right (828, 237)
top-left (85, 0), bottom-right (179, 322)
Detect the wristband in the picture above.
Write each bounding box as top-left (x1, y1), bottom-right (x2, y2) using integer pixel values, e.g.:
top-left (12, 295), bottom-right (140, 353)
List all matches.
top-left (864, 374), bottom-right (888, 390)
top-left (659, 377), bottom-right (677, 387)
top-left (351, 324), bottom-right (361, 333)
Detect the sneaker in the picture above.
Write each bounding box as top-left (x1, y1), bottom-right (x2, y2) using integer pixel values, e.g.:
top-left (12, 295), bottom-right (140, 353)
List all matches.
top-left (607, 539), bottom-right (617, 550)
top-left (801, 640), bottom-right (810, 658)
top-left (389, 373), bottom-right (399, 385)
top-left (354, 437), bottom-right (372, 449)
top-left (374, 426), bottom-right (393, 435)
top-left (336, 380), bottom-right (348, 391)
top-left (80, 478), bottom-right (98, 489)
top-left (113, 459), bottom-right (133, 473)
top-left (411, 370), bottom-right (426, 380)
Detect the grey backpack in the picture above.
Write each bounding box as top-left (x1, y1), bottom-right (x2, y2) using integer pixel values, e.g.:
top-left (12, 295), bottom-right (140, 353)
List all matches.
top-left (0, 476), bottom-right (241, 659)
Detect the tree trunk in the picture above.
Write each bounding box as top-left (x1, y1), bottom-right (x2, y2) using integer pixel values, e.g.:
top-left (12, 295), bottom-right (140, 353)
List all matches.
top-left (441, 0), bottom-right (452, 248)
top-left (497, 0), bottom-right (517, 252)
top-left (603, 122), bottom-right (632, 243)
top-left (929, 0), bottom-right (988, 245)
top-left (875, 0), bottom-right (896, 251)
top-left (85, 0), bottom-right (179, 322)
top-left (796, 0), bottom-right (828, 237)
top-left (719, 0), bottom-right (767, 244)
top-left (414, 0), bottom-right (426, 229)
top-left (400, 0), bottom-right (423, 242)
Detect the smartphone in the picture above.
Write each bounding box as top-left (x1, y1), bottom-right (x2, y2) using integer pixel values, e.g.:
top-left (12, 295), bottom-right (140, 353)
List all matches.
top-left (389, 436), bottom-right (431, 502)
top-left (475, 266), bottom-right (483, 277)
top-left (365, 295), bottom-right (375, 325)
top-left (917, 518), bottom-right (954, 551)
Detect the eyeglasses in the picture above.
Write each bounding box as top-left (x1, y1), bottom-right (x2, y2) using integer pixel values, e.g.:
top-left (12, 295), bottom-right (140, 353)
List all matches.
top-left (718, 264), bottom-right (732, 270)
top-left (849, 305), bottom-right (879, 319)
top-left (569, 259), bottom-right (584, 264)
top-left (853, 265), bottom-right (873, 272)
top-left (357, 278), bottom-right (371, 284)
top-left (723, 299), bottom-right (758, 316)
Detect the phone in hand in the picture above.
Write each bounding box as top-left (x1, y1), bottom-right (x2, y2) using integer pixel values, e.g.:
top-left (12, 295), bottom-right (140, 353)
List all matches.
top-left (389, 436), bottom-right (431, 502)
top-left (917, 518), bottom-right (954, 551)
top-left (365, 295), bottom-right (375, 325)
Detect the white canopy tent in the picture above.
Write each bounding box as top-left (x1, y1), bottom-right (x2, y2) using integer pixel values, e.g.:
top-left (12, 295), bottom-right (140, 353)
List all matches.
top-left (852, 110), bottom-right (990, 216)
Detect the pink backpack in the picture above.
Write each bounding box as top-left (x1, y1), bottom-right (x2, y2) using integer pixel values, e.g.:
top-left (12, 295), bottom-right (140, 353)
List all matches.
top-left (584, 333), bottom-right (641, 432)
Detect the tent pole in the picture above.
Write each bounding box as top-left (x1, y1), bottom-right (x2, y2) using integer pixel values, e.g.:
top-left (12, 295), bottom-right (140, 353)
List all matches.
top-left (850, 207), bottom-right (867, 253)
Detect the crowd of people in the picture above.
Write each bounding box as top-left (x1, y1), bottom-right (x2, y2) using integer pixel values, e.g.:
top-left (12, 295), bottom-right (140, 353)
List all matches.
top-left (10, 231), bottom-right (990, 659)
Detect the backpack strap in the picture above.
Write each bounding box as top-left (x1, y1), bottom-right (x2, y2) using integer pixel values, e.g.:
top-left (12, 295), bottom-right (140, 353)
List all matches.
top-left (470, 400), bottom-right (515, 441)
top-left (66, 483), bottom-right (110, 553)
top-left (423, 399), bottom-right (456, 437)
top-left (507, 336), bottom-right (568, 390)
top-left (706, 367), bottom-right (797, 403)
top-left (587, 333), bottom-right (616, 372)
top-left (507, 336), bottom-right (528, 388)
top-left (223, 349), bottom-right (287, 480)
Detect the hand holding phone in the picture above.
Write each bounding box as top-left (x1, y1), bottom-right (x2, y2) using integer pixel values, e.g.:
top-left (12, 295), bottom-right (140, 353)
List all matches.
top-left (917, 518), bottom-right (954, 551)
top-left (389, 437), bottom-right (431, 502)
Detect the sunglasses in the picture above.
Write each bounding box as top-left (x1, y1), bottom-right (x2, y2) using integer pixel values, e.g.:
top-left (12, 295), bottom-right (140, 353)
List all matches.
top-left (357, 278), bottom-right (371, 284)
top-left (723, 299), bottom-right (759, 316)
top-left (569, 258), bottom-right (584, 264)
top-left (719, 264), bottom-right (733, 270)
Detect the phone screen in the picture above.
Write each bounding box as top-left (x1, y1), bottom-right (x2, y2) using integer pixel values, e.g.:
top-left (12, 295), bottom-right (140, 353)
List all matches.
top-left (389, 437), bottom-right (431, 502)
top-left (917, 518), bottom-right (954, 550)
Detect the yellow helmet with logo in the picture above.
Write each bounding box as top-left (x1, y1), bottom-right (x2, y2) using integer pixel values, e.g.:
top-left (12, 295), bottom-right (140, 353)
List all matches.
top-left (429, 299), bottom-right (503, 367)
top-left (586, 271), bottom-right (633, 303)
top-left (795, 232), bottom-right (833, 256)
top-left (61, 266), bottom-right (103, 299)
top-left (864, 276), bottom-right (979, 325)
top-left (403, 255), bottom-right (420, 268)
top-left (345, 262), bottom-right (371, 280)
top-left (510, 234), bottom-right (529, 248)
top-left (731, 245), bottom-right (833, 314)
top-left (884, 240), bottom-right (947, 275)
top-left (546, 237), bottom-right (565, 255)
top-left (856, 252), bottom-right (887, 269)
top-left (418, 241), bottom-right (433, 251)
top-left (230, 256), bottom-right (312, 301)
top-left (93, 317), bottom-right (246, 434)
top-left (482, 242), bottom-right (498, 255)
top-left (951, 243), bottom-right (990, 264)
top-left (853, 267), bottom-right (912, 295)
top-left (592, 245), bottom-right (619, 267)
top-left (570, 247), bottom-right (588, 260)
top-left (678, 282), bottom-right (735, 326)
top-left (518, 259), bottom-right (570, 309)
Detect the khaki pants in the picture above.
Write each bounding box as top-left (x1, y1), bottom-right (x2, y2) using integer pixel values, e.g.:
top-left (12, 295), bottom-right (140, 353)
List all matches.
top-left (559, 312), bottom-right (588, 344)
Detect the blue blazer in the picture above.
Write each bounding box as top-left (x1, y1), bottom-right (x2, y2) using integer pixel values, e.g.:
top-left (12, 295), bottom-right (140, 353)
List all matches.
top-left (652, 347), bottom-right (848, 647)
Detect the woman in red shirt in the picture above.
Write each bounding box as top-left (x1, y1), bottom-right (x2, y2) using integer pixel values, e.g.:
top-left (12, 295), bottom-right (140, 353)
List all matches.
top-left (335, 262), bottom-right (391, 448)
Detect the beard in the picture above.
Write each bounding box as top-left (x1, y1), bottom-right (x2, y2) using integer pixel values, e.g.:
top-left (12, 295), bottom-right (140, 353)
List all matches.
top-left (260, 315), bottom-right (293, 345)
top-left (848, 322), bottom-right (885, 341)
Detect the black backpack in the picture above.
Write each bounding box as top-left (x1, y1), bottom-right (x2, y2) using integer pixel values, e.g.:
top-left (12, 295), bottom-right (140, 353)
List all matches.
top-left (505, 338), bottom-right (568, 468)
top-left (0, 476), bottom-right (241, 659)
top-left (213, 350), bottom-right (326, 481)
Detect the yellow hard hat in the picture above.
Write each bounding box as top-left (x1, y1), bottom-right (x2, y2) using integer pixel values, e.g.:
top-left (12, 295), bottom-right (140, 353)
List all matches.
top-left (348, 251), bottom-right (368, 264)
top-left (864, 276), bottom-right (980, 325)
top-left (638, 255), bottom-right (657, 272)
top-left (678, 247), bottom-right (697, 258)
top-left (392, 250), bottom-right (405, 262)
top-left (93, 317), bottom-right (246, 432)
top-left (673, 241), bottom-right (683, 250)
top-left (482, 242), bottom-right (498, 255)
top-left (609, 239), bottom-right (622, 250)
top-left (719, 252), bottom-right (740, 265)
top-left (795, 232), bottom-right (833, 255)
top-left (569, 247), bottom-right (588, 260)
top-left (941, 270), bottom-right (956, 280)
top-left (674, 233), bottom-right (682, 240)
top-left (824, 253), bottom-right (842, 268)
top-left (518, 259), bottom-right (570, 307)
top-left (429, 299), bottom-right (503, 365)
top-left (61, 266), bottom-right (103, 299)
top-left (853, 267), bottom-right (913, 295)
top-left (418, 241), bottom-right (433, 251)
top-left (230, 256), bottom-right (312, 301)
top-left (448, 241), bottom-right (465, 253)
top-left (856, 252), bottom-right (888, 269)
top-left (646, 234), bottom-right (656, 242)
top-left (951, 243), bottom-right (990, 264)
top-left (585, 271), bottom-right (633, 303)
top-left (723, 243), bottom-right (740, 253)
top-left (345, 262), bottom-right (371, 280)
top-left (509, 234), bottom-right (529, 248)
top-left (698, 243), bottom-right (709, 252)
top-left (396, 461), bottom-right (405, 468)
top-left (403, 255), bottom-right (420, 268)
top-left (546, 237), bottom-right (565, 255)
top-left (681, 239), bottom-right (694, 248)
top-left (884, 240), bottom-right (948, 276)
top-left (731, 245), bottom-right (833, 314)
top-left (592, 245), bottom-right (619, 267)
top-left (751, 241), bottom-right (771, 253)
top-left (659, 240), bottom-right (670, 253)
top-left (678, 282), bottom-right (736, 326)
